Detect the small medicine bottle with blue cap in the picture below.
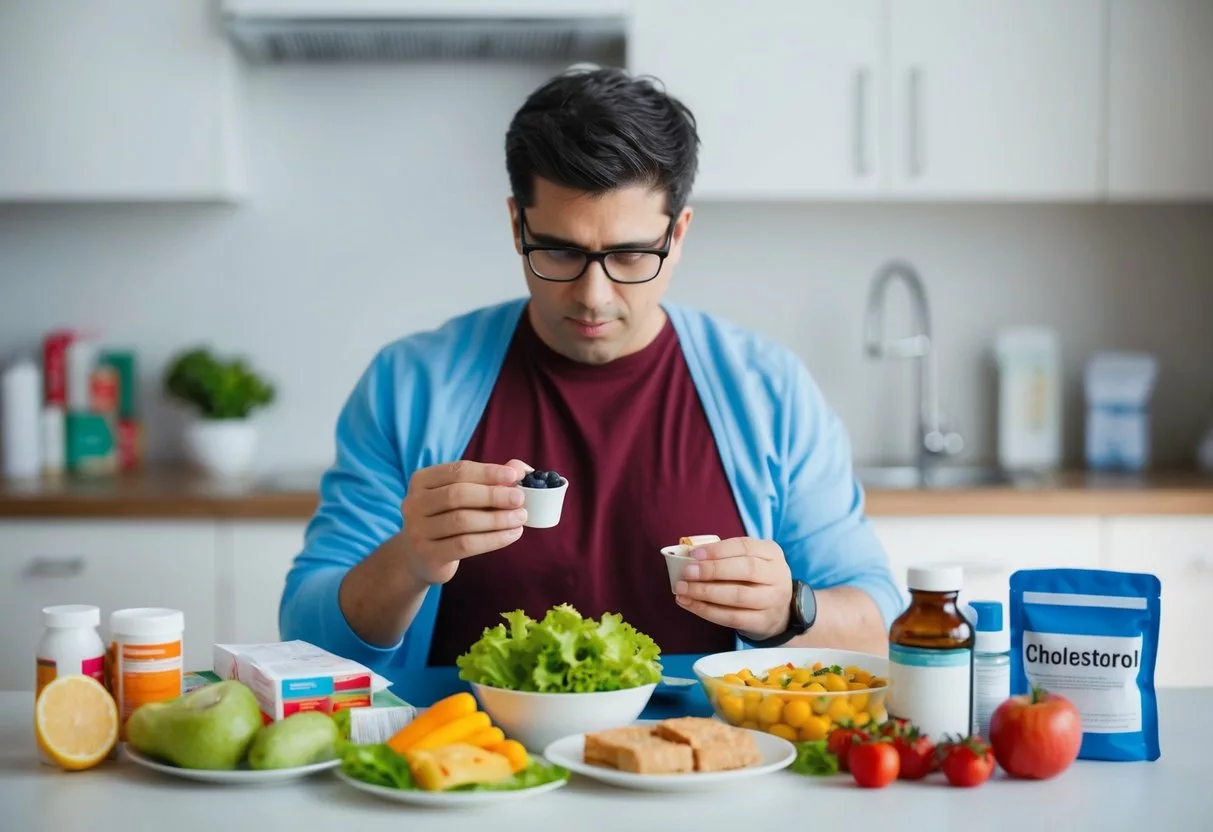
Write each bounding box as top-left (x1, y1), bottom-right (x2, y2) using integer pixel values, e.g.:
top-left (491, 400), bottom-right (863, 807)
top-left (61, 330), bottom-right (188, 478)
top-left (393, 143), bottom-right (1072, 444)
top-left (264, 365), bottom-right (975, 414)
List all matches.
top-left (970, 599), bottom-right (1011, 738)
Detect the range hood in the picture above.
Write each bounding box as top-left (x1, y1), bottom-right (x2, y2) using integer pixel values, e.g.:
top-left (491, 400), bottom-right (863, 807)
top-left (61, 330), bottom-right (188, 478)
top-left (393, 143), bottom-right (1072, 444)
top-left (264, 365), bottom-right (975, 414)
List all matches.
top-left (220, 0), bottom-right (630, 63)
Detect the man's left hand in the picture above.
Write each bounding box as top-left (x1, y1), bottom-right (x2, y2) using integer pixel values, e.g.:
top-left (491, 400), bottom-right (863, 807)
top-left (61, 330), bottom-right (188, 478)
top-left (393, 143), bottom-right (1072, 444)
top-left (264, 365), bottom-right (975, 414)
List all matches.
top-left (673, 537), bottom-right (793, 640)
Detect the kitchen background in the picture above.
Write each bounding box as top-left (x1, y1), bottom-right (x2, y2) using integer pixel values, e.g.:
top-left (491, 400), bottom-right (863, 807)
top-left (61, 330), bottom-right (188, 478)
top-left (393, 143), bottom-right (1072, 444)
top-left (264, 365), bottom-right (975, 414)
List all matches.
top-left (1, 6), bottom-right (1211, 472)
top-left (1, 2), bottom-right (1212, 692)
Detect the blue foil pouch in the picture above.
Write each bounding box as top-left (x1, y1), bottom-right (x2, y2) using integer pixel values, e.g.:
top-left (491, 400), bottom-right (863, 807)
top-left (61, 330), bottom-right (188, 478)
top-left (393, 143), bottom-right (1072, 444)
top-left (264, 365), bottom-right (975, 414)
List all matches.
top-left (1009, 568), bottom-right (1161, 762)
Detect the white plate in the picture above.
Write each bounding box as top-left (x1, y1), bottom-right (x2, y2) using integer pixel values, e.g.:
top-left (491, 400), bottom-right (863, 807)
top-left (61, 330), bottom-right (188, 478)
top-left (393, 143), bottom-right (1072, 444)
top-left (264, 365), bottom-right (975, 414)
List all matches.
top-left (122, 744), bottom-right (339, 785)
top-left (333, 768), bottom-right (569, 807)
top-left (542, 725), bottom-right (796, 792)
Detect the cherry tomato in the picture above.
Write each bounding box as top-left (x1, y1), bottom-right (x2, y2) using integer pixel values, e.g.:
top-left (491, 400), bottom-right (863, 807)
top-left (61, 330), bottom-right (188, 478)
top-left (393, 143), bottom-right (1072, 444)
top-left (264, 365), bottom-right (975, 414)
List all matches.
top-left (893, 730), bottom-right (936, 780)
top-left (826, 725), bottom-right (867, 772)
top-left (878, 717), bottom-right (909, 737)
top-left (938, 736), bottom-right (996, 788)
top-left (848, 739), bottom-right (900, 788)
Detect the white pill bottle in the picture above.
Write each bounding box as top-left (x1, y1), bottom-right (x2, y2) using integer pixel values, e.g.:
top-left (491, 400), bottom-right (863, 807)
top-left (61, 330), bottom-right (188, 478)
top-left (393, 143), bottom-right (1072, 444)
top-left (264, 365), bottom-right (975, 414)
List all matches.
top-left (109, 607), bottom-right (185, 740)
top-left (36, 604), bottom-right (107, 765)
top-left (36, 604), bottom-right (106, 697)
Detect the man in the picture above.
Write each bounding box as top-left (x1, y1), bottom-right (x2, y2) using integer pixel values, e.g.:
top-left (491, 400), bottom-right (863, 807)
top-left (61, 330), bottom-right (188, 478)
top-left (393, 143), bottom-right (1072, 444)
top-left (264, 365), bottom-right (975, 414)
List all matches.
top-left (280, 67), bottom-right (902, 706)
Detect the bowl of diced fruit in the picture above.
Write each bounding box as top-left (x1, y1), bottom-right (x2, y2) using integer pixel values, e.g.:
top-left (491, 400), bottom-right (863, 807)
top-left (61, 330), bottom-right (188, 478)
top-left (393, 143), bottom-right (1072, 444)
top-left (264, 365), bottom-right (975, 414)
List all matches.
top-left (693, 648), bottom-right (890, 744)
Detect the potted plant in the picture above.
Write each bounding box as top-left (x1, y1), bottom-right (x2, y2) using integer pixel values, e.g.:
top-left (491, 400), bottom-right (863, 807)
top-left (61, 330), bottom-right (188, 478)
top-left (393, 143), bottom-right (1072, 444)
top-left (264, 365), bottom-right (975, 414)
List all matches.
top-left (163, 347), bottom-right (275, 479)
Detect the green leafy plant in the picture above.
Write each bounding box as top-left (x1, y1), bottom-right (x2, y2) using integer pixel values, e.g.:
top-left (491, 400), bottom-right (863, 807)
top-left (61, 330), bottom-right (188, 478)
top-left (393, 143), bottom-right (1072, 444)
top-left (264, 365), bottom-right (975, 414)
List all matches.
top-left (163, 347), bottom-right (275, 420)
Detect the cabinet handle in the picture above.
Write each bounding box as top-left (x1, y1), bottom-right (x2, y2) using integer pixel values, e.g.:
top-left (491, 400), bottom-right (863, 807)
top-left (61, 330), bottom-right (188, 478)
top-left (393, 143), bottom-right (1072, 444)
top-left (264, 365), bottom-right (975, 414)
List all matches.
top-left (908, 67), bottom-right (923, 177)
top-left (24, 557), bottom-right (85, 578)
top-left (853, 67), bottom-right (871, 177)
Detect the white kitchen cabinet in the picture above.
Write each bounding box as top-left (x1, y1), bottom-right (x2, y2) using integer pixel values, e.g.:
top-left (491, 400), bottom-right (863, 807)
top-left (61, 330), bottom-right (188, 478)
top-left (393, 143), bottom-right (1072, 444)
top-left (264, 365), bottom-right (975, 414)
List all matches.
top-left (0, 520), bottom-right (217, 692)
top-left (885, 0), bottom-right (1103, 199)
top-left (1104, 517), bottom-right (1213, 688)
top-left (870, 516), bottom-right (1102, 615)
top-left (627, 1), bottom-right (883, 199)
top-left (216, 521), bottom-right (308, 645)
top-left (0, 1), bottom-right (244, 201)
top-left (1107, 0), bottom-right (1213, 200)
top-left (630, 1), bottom-right (1104, 202)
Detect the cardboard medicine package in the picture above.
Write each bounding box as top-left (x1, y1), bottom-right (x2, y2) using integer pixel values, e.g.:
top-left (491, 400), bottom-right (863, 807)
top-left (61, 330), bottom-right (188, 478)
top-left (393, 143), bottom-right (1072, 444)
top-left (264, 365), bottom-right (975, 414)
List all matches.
top-left (214, 640), bottom-right (391, 723)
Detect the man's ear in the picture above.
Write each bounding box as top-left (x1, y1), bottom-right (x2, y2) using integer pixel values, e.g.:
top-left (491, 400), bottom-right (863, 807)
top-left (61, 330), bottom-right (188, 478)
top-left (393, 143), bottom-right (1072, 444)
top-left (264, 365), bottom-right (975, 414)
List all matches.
top-left (667, 206), bottom-right (693, 266)
top-left (507, 196), bottom-right (523, 255)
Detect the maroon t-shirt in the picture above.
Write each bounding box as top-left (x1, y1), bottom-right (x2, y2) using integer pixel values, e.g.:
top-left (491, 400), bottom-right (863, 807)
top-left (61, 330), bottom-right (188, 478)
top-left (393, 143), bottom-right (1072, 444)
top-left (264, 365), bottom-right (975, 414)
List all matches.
top-left (427, 309), bottom-right (746, 665)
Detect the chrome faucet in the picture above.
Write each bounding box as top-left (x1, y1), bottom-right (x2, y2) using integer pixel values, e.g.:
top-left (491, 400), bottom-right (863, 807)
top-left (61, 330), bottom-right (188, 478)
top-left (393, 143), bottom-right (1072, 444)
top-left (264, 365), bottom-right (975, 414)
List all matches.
top-left (863, 259), bottom-right (964, 475)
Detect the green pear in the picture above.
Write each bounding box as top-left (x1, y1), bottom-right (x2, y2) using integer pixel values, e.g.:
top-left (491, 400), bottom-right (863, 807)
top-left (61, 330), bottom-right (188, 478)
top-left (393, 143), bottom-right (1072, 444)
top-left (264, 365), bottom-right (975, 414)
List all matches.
top-left (247, 711), bottom-right (340, 770)
top-left (331, 707), bottom-right (352, 741)
top-left (126, 680), bottom-right (264, 770)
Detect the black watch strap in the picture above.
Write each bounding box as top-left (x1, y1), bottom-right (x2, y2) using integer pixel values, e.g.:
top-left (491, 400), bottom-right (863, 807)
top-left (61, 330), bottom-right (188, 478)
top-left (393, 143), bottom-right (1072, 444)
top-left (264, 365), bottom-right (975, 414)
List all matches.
top-left (737, 580), bottom-right (815, 648)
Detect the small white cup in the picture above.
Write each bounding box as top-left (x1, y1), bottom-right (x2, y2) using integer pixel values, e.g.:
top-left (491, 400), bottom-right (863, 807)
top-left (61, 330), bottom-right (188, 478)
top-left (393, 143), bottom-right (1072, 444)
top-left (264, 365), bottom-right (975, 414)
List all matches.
top-left (661, 544), bottom-right (696, 591)
top-left (520, 479), bottom-right (569, 529)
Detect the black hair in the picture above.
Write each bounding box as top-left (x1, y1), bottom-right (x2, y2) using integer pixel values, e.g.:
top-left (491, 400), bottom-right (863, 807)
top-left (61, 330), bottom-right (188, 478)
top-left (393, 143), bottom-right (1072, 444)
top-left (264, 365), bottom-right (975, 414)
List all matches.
top-left (505, 66), bottom-right (699, 215)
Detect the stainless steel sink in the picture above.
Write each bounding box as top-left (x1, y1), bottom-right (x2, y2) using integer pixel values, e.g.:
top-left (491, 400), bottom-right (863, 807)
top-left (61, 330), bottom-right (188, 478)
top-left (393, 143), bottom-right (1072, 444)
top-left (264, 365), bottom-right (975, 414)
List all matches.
top-left (856, 465), bottom-right (1048, 490)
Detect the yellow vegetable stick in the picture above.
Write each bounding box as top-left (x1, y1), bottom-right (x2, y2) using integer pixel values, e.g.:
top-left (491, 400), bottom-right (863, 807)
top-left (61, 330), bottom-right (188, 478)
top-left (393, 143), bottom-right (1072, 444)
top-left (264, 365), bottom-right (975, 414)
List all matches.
top-left (386, 692), bottom-right (477, 754)
top-left (488, 739), bottom-right (529, 774)
top-left (464, 726), bottom-right (506, 748)
top-left (407, 711), bottom-right (493, 752)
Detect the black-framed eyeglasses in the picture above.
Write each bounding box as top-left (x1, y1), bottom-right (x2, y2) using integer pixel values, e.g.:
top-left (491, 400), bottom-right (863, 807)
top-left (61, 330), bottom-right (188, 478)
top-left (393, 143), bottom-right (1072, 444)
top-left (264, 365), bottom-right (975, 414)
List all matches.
top-left (518, 208), bottom-right (674, 284)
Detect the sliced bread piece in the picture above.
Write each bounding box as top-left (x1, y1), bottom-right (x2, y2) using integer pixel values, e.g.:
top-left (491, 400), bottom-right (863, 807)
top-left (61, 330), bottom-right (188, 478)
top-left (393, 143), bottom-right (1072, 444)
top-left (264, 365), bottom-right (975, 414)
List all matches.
top-left (612, 735), bottom-right (695, 774)
top-left (583, 726), bottom-right (656, 768)
top-left (654, 717), bottom-right (762, 772)
top-left (692, 743), bottom-right (764, 773)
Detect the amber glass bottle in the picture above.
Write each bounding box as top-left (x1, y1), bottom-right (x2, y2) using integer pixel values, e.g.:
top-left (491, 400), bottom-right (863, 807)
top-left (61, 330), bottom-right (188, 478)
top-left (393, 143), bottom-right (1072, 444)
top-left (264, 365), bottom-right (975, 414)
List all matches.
top-left (887, 566), bottom-right (974, 741)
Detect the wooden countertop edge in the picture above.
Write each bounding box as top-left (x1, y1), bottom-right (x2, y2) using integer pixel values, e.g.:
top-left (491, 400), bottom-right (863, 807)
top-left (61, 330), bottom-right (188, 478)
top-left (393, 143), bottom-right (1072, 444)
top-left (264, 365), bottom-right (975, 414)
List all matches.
top-left (2, 488), bottom-right (1212, 519)
top-left (0, 494), bottom-right (321, 520)
top-left (864, 488), bottom-right (1213, 516)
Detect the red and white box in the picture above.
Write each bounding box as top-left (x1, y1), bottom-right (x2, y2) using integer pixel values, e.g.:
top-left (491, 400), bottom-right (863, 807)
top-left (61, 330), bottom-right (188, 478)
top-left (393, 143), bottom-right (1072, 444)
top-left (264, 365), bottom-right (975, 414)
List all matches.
top-left (213, 641), bottom-right (391, 723)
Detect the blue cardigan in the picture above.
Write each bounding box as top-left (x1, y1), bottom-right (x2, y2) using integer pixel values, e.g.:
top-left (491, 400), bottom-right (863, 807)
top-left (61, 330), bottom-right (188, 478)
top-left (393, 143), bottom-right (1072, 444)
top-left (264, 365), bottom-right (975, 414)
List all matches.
top-left (279, 298), bottom-right (902, 706)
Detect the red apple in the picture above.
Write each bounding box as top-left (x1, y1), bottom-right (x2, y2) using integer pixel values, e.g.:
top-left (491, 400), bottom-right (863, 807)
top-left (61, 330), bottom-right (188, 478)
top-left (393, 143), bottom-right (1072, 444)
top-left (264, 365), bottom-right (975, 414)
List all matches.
top-left (989, 685), bottom-right (1083, 779)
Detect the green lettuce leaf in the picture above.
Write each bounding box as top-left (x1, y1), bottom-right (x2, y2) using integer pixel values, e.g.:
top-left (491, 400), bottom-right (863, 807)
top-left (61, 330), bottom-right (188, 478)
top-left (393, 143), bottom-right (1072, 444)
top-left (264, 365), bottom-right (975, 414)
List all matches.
top-left (789, 740), bottom-right (840, 777)
top-left (447, 760), bottom-right (570, 792)
top-left (338, 742), bottom-right (414, 789)
top-left (455, 604), bottom-right (662, 693)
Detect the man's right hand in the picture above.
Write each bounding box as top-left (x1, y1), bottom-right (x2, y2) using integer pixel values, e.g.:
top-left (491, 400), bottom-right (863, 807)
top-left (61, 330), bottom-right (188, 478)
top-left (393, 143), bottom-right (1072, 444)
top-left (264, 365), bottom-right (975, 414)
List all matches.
top-left (399, 458), bottom-right (532, 585)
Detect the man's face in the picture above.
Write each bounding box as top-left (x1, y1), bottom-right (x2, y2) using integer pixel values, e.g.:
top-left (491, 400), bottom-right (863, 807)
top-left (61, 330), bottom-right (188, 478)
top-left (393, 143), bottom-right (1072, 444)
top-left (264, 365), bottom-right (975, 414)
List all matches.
top-left (509, 177), bottom-right (692, 365)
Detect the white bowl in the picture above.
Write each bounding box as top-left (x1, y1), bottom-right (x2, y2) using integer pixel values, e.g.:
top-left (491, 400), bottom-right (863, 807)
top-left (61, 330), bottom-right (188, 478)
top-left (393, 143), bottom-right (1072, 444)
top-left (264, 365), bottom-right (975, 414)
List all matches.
top-left (661, 544), bottom-right (695, 591)
top-left (185, 418), bottom-right (258, 479)
top-left (519, 480), bottom-right (569, 529)
top-left (470, 683), bottom-right (657, 752)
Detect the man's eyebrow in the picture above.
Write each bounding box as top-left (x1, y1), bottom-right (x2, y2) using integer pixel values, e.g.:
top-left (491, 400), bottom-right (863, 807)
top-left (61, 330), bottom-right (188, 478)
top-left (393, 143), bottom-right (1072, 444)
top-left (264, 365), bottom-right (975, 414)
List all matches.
top-left (525, 229), bottom-right (668, 250)
top-left (525, 229), bottom-right (584, 248)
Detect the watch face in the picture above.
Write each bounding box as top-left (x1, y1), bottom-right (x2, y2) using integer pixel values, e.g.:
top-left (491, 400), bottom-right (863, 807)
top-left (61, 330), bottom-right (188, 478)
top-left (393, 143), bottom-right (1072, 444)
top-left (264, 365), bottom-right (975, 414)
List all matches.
top-left (795, 582), bottom-right (816, 630)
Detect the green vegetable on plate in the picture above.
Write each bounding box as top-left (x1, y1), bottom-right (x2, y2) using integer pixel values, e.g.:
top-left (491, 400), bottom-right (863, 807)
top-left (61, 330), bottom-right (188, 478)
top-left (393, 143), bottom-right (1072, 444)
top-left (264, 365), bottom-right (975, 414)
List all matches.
top-left (789, 740), bottom-right (840, 777)
top-left (339, 742), bottom-right (415, 789)
top-left (338, 743), bottom-right (568, 792)
top-left (455, 603), bottom-right (662, 693)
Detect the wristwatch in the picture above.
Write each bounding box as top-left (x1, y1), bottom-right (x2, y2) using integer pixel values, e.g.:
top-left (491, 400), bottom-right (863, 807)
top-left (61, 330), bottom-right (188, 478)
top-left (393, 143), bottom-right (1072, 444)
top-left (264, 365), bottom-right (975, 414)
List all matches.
top-left (737, 580), bottom-right (817, 648)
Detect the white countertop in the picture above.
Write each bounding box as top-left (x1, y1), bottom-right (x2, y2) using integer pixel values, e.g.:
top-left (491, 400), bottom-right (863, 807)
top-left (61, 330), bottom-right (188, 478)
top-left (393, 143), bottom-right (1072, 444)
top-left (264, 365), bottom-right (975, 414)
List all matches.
top-left (3, 689), bottom-right (1211, 831)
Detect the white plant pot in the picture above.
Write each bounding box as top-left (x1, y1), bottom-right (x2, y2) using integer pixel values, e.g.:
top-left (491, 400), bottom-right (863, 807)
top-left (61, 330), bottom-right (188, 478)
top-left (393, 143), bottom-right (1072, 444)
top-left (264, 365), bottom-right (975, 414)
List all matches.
top-left (185, 419), bottom-right (258, 479)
